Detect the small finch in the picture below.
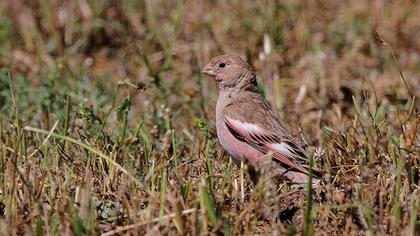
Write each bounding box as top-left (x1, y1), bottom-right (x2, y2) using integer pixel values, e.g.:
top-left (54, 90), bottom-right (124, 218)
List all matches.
top-left (202, 55), bottom-right (320, 184)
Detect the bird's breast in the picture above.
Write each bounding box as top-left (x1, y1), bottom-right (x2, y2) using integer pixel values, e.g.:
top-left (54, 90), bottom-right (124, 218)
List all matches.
top-left (215, 95), bottom-right (265, 165)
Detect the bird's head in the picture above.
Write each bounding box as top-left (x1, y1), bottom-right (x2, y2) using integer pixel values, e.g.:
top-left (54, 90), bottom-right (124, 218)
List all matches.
top-left (202, 55), bottom-right (257, 90)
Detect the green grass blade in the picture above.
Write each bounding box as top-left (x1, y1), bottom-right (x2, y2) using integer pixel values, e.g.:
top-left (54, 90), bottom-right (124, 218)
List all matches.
top-left (23, 126), bottom-right (142, 186)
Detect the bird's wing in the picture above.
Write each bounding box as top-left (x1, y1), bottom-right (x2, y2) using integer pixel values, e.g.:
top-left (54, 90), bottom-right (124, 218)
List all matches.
top-left (224, 116), bottom-right (311, 175)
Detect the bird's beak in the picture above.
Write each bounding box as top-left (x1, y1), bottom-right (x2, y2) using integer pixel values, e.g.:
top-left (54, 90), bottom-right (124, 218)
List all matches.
top-left (202, 64), bottom-right (215, 76)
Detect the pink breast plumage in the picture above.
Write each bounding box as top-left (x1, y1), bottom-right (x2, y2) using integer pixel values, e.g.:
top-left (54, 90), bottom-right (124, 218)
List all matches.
top-left (216, 121), bottom-right (265, 164)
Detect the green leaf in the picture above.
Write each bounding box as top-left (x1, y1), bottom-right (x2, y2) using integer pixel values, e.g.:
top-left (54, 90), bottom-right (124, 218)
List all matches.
top-left (200, 184), bottom-right (217, 226)
top-left (116, 96), bottom-right (131, 121)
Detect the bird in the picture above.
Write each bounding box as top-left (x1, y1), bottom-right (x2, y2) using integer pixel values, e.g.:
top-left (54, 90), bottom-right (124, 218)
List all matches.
top-left (202, 55), bottom-right (321, 184)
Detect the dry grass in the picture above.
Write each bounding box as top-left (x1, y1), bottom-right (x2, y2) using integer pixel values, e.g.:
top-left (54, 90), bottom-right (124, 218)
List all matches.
top-left (0, 0), bottom-right (419, 235)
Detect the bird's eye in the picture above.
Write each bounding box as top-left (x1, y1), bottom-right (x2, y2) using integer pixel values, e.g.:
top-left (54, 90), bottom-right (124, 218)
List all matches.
top-left (219, 62), bottom-right (226, 68)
